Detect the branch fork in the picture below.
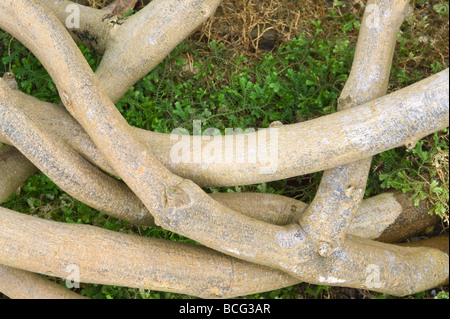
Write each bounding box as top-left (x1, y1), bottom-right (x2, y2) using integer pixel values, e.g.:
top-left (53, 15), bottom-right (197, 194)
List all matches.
top-left (0, 0), bottom-right (448, 298)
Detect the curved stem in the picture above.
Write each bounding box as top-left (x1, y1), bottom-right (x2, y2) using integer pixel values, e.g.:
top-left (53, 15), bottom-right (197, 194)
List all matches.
top-left (0, 145), bottom-right (38, 204)
top-left (95, 0), bottom-right (222, 104)
top-left (0, 147), bottom-right (440, 244)
top-left (0, 265), bottom-right (87, 299)
top-left (0, 157), bottom-right (441, 297)
top-left (208, 192), bottom-right (442, 243)
top-left (0, 206), bottom-right (298, 299)
top-left (298, 0), bottom-right (412, 254)
top-left (1, 206), bottom-right (447, 299)
top-left (35, 0), bottom-right (112, 54)
top-left (1, 88), bottom-right (438, 240)
top-left (0, 0), bottom-right (447, 296)
top-left (37, 0), bottom-right (222, 102)
top-left (0, 80), bottom-right (153, 226)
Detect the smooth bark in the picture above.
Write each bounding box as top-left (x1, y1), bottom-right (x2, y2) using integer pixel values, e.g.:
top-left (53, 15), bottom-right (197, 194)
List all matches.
top-left (36, 0), bottom-right (222, 104)
top-left (0, 145), bottom-right (38, 204)
top-left (1, 0), bottom-right (448, 296)
top-left (0, 206), bottom-right (298, 299)
top-left (0, 80), bottom-right (154, 226)
top-left (0, 206), bottom-right (447, 298)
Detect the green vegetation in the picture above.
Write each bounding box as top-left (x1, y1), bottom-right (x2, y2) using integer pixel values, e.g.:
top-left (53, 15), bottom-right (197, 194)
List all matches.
top-left (0, 0), bottom-right (448, 299)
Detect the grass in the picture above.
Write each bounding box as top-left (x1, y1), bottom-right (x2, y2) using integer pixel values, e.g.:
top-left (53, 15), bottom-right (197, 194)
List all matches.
top-left (0, 0), bottom-right (448, 299)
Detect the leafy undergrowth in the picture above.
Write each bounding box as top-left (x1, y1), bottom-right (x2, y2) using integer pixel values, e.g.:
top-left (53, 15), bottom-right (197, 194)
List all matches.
top-left (0, 0), bottom-right (448, 299)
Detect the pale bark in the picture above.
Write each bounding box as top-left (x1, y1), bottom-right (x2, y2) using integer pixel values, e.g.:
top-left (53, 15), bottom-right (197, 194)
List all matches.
top-left (0, 0), bottom-right (447, 188)
top-left (0, 157), bottom-right (440, 298)
top-left (0, 99), bottom-right (439, 242)
top-left (1, 72), bottom-right (447, 227)
top-left (0, 70), bottom-right (448, 187)
top-left (210, 192), bottom-right (441, 242)
top-left (0, 206), bottom-right (447, 299)
top-left (35, 0), bottom-right (112, 54)
top-left (0, 80), bottom-right (154, 226)
top-left (0, 206), bottom-right (299, 299)
top-left (399, 234), bottom-right (449, 255)
top-left (0, 149), bottom-right (440, 244)
top-left (0, 157), bottom-right (443, 298)
top-left (0, 145), bottom-right (38, 204)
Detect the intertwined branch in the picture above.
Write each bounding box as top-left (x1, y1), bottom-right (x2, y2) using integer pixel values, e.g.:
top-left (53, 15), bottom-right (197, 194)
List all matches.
top-left (0, 0), bottom-right (448, 299)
